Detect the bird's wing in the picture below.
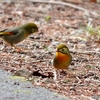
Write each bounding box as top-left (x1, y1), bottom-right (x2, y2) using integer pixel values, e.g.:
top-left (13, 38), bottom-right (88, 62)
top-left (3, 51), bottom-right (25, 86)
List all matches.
top-left (0, 28), bottom-right (18, 36)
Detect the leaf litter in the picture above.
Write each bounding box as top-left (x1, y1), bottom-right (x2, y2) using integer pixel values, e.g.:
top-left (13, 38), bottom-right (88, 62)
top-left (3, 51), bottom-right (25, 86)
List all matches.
top-left (0, 0), bottom-right (100, 99)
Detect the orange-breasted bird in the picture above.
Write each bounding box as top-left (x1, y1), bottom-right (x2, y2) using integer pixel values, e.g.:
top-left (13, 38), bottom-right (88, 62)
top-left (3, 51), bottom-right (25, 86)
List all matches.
top-left (53, 44), bottom-right (72, 69)
top-left (0, 23), bottom-right (38, 51)
top-left (53, 44), bottom-right (72, 80)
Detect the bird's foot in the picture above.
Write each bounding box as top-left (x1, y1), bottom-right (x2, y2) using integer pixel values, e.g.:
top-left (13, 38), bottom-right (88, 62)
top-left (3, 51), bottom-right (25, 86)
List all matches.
top-left (13, 46), bottom-right (28, 53)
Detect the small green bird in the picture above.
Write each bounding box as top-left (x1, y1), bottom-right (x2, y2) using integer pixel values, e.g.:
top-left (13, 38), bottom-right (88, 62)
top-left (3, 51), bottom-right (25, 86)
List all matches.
top-left (0, 23), bottom-right (38, 51)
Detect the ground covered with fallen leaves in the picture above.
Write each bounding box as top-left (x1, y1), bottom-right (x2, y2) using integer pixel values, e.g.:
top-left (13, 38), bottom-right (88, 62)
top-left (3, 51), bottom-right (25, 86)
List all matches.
top-left (0, 0), bottom-right (100, 100)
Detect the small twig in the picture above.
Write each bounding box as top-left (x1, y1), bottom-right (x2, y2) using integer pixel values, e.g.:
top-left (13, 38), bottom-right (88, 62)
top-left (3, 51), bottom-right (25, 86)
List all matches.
top-left (31, 59), bottom-right (49, 63)
top-left (35, 40), bottom-right (50, 42)
top-left (71, 49), bottom-right (100, 55)
top-left (22, 59), bottom-right (50, 65)
top-left (29, 37), bottom-right (51, 42)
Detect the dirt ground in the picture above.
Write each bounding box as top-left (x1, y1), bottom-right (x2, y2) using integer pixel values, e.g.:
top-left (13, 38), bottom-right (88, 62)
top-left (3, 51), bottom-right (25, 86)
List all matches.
top-left (0, 0), bottom-right (100, 100)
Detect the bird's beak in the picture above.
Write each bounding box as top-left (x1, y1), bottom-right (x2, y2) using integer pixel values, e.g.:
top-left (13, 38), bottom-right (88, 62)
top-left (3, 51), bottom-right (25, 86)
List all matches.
top-left (35, 29), bottom-right (38, 33)
top-left (56, 49), bottom-right (58, 52)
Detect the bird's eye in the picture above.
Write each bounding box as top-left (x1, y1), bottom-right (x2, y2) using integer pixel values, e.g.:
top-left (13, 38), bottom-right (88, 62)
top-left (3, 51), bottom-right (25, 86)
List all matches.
top-left (59, 47), bottom-right (69, 54)
top-left (59, 48), bottom-right (66, 53)
top-left (61, 48), bottom-right (64, 51)
top-left (59, 48), bottom-right (65, 52)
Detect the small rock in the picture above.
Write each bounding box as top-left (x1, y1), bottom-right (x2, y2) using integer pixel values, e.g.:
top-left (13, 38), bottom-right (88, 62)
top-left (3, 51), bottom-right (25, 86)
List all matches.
top-left (13, 69), bottom-right (33, 78)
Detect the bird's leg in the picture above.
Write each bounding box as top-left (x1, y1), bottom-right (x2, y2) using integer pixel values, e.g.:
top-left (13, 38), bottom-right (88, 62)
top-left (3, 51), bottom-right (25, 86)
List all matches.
top-left (53, 69), bottom-right (61, 80)
top-left (12, 45), bottom-right (22, 52)
top-left (53, 69), bottom-right (60, 85)
top-left (53, 69), bottom-right (57, 80)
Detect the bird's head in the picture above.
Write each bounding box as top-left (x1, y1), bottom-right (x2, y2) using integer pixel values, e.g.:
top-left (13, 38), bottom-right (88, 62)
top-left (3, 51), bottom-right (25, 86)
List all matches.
top-left (56, 44), bottom-right (71, 55)
top-left (23, 23), bottom-right (38, 34)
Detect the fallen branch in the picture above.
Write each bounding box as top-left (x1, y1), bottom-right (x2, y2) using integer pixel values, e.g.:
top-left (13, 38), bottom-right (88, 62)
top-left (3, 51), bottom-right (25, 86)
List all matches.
top-left (29, 0), bottom-right (97, 16)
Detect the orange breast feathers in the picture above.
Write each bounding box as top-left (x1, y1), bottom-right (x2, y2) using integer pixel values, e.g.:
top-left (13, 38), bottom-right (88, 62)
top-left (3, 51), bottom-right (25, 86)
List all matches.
top-left (55, 51), bottom-right (70, 62)
top-left (25, 33), bottom-right (29, 37)
top-left (54, 51), bottom-right (71, 69)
